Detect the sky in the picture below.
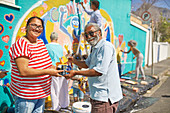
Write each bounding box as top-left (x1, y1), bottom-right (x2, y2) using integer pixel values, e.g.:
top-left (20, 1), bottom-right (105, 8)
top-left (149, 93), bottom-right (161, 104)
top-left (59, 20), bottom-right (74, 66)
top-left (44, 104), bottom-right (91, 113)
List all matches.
top-left (131, 0), bottom-right (170, 11)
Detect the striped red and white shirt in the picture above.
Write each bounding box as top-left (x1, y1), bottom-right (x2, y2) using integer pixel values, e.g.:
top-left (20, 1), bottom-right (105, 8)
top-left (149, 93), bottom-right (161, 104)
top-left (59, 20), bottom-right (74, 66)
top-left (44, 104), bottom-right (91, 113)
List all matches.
top-left (9, 37), bottom-right (52, 99)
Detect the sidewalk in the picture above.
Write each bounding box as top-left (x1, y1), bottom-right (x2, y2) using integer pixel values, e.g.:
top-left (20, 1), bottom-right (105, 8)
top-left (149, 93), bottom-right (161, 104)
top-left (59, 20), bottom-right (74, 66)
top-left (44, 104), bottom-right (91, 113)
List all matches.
top-left (143, 58), bottom-right (170, 97)
top-left (144, 58), bottom-right (170, 78)
top-left (133, 58), bottom-right (170, 113)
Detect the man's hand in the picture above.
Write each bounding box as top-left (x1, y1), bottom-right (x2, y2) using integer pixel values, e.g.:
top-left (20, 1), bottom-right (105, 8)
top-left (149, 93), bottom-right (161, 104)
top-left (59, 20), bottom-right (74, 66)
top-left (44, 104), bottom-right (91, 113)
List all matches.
top-left (80, 2), bottom-right (85, 9)
top-left (80, 2), bottom-right (83, 6)
top-left (64, 70), bottom-right (76, 79)
top-left (67, 55), bottom-right (74, 63)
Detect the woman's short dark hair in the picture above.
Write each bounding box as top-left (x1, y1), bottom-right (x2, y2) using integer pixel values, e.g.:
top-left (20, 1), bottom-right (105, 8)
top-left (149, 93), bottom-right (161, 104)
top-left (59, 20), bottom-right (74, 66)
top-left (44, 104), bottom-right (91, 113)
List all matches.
top-left (91, 0), bottom-right (100, 9)
top-left (26, 16), bottom-right (44, 29)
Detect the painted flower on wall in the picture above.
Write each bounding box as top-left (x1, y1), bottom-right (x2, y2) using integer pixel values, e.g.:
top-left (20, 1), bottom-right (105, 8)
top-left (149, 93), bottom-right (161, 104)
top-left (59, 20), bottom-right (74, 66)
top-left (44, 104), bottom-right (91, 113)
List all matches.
top-left (21, 27), bottom-right (26, 33)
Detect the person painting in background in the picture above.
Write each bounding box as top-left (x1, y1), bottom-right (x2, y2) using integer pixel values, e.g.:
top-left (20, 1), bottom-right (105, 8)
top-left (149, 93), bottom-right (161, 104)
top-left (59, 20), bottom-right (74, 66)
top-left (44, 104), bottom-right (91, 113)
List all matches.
top-left (121, 40), bottom-right (145, 80)
top-left (46, 32), bottom-right (70, 111)
top-left (8, 16), bottom-right (63, 113)
top-left (64, 23), bottom-right (123, 113)
top-left (80, 0), bottom-right (102, 27)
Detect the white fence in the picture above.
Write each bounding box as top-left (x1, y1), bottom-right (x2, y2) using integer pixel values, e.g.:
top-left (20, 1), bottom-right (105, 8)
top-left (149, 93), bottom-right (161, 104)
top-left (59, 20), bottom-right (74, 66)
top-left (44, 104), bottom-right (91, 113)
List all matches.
top-left (147, 42), bottom-right (169, 66)
top-left (168, 44), bottom-right (170, 58)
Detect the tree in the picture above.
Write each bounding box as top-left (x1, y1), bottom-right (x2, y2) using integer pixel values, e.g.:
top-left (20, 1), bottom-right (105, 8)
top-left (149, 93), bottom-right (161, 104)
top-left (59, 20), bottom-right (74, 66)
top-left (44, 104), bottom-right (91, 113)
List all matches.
top-left (157, 14), bottom-right (170, 43)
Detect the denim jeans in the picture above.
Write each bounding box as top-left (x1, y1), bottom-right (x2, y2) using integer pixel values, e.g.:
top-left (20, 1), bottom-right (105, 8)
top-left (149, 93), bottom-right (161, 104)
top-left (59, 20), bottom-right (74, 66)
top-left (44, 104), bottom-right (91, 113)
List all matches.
top-left (73, 87), bottom-right (84, 99)
top-left (10, 95), bottom-right (45, 113)
top-left (7, 107), bottom-right (15, 113)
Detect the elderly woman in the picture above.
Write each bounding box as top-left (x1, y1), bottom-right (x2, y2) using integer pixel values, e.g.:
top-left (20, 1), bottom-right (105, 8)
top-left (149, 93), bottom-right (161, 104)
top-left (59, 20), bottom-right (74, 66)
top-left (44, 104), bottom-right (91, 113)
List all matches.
top-left (121, 40), bottom-right (145, 80)
top-left (9, 16), bottom-right (63, 113)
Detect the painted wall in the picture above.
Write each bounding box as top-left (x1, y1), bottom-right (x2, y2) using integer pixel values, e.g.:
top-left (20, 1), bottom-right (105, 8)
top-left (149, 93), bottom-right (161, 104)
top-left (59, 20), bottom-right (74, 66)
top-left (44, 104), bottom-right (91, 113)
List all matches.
top-left (0, 0), bottom-right (147, 109)
top-left (101, 0), bottom-right (147, 74)
top-left (121, 25), bottom-right (146, 73)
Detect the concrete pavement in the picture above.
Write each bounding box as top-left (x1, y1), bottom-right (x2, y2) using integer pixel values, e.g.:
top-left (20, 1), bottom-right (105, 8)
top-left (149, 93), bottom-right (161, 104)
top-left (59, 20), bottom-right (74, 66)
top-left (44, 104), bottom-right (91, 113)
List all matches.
top-left (133, 58), bottom-right (170, 113)
top-left (144, 58), bottom-right (170, 78)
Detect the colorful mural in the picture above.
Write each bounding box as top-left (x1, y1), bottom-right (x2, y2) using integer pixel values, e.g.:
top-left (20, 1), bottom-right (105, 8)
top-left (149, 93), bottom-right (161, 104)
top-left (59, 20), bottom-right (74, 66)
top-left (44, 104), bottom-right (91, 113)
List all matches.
top-left (0, 0), bottom-right (148, 109)
top-left (0, 0), bottom-right (116, 96)
top-left (114, 34), bottom-right (128, 75)
top-left (4, 13), bottom-right (15, 23)
top-left (0, 0), bottom-right (129, 91)
top-left (0, 18), bottom-right (13, 67)
top-left (0, 11), bottom-right (14, 109)
top-left (12, 0), bottom-right (115, 56)
top-left (0, 24), bottom-right (4, 35)
top-left (0, 12), bottom-right (14, 87)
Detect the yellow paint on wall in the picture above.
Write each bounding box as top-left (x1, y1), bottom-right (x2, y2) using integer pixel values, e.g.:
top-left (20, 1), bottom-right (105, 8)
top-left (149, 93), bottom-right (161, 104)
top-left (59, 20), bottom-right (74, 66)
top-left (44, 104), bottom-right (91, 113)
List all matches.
top-left (121, 41), bottom-right (126, 50)
top-left (14, 0), bottom-right (115, 59)
top-left (67, 26), bottom-right (72, 35)
top-left (16, 0), bottom-right (70, 42)
top-left (100, 9), bottom-right (112, 22)
top-left (46, 20), bottom-right (54, 43)
top-left (99, 9), bottom-right (115, 44)
top-left (44, 0), bottom-right (70, 10)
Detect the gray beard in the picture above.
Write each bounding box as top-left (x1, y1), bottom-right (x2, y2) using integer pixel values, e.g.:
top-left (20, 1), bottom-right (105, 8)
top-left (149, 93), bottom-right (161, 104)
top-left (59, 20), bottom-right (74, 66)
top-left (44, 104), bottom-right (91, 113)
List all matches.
top-left (88, 35), bottom-right (99, 46)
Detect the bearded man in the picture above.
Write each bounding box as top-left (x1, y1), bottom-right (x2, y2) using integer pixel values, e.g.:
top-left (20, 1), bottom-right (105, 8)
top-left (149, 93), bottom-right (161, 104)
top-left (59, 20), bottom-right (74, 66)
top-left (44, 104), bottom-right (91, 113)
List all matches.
top-left (64, 23), bottom-right (123, 113)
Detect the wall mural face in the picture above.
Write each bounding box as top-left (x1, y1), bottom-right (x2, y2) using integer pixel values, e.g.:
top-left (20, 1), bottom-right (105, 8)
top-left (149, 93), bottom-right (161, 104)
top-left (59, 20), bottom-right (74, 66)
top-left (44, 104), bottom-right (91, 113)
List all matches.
top-left (13, 0), bottom-right (115, 56)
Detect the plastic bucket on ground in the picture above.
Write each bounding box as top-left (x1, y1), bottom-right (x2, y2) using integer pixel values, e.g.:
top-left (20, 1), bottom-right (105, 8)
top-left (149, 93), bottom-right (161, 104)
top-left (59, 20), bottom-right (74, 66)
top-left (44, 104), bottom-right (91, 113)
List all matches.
top-left (72, 102), bottom-right (91, 113)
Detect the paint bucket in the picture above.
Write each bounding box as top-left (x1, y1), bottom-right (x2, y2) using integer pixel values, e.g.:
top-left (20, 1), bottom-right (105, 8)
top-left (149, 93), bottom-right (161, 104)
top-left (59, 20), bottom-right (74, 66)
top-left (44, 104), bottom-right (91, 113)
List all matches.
top-left (72, 102), bottom-right (91, 113)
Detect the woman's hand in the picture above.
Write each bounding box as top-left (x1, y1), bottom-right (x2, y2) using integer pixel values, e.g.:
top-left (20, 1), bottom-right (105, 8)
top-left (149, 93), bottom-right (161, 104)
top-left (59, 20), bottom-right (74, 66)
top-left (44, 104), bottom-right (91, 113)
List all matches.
top-left (49, 69), bottom-right (63, 77)
top-left (51, 65), bottom-right (56, 70)
top-left (120, 50), bottom-right (123, 52)
top-left (133, 56), bottom-right (136, 59)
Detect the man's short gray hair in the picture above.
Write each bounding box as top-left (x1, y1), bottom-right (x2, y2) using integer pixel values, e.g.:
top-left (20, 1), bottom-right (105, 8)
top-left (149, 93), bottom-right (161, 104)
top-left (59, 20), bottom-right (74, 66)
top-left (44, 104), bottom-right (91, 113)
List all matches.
top-left (84, 23), bottom-right (101, 33)
top-left (50, 32), bottom-right (58, 41)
